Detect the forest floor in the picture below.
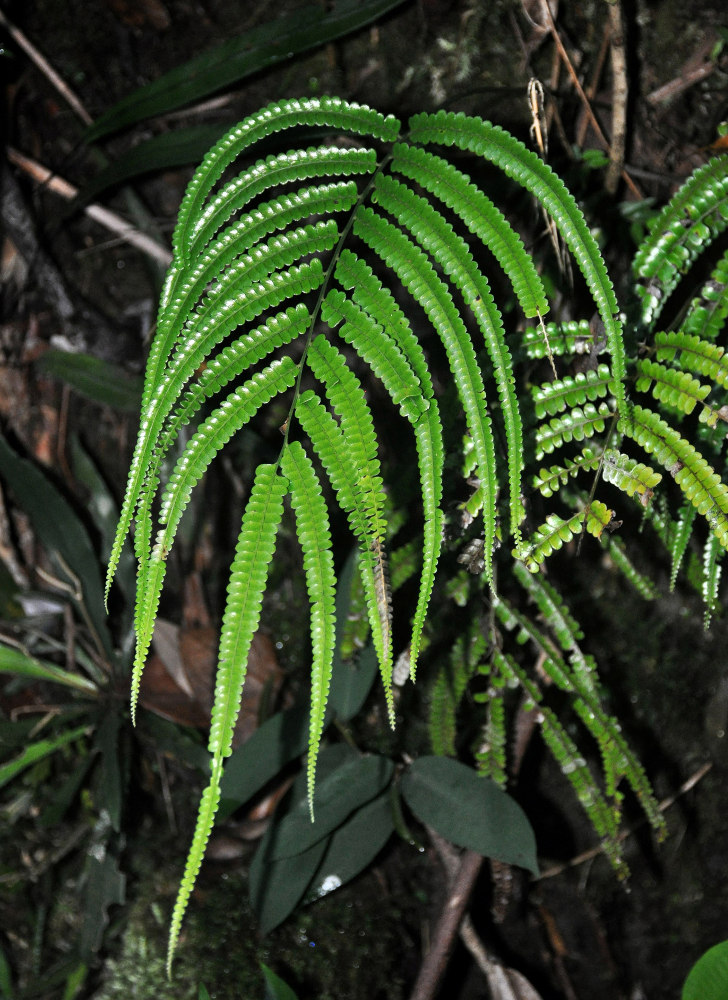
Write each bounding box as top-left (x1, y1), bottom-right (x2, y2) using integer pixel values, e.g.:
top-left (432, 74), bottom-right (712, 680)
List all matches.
top-left (2, 1), bottom-right (728, 998)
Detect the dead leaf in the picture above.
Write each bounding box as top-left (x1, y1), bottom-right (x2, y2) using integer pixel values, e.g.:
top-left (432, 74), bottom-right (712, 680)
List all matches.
top-left (141, 623), bottom-right (281, 748)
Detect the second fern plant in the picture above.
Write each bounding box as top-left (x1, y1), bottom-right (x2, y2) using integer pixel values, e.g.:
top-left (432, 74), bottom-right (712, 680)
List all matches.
top-left (107, 95), bottom-right (728, 968)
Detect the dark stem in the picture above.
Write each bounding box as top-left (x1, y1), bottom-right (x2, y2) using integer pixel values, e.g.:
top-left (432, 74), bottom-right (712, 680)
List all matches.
top-left (408, 849), bottom-right (484, 1000)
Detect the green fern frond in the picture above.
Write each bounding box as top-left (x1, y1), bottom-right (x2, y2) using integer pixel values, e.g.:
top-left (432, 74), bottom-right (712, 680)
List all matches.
top-left (681, 248), bottom-right (728, 342)
top-left (307, 335), bottom-right (387, 539)
top-left (702, 530), bottom-right (723, 627)
top-left (532, 364), bottom-right (613, 418)
top-left (522, 319), bottom-right (596, 360)
top-left (602, 449), bottom-right (662, 504)
top-left (669, 501), bottom-right (698, 590)
top-left (280, 442), bottom-right (337, 815)
top-left (604, 535), bottom-right (659, 600)
top-left (107, 258), bottom-right (324, 605)
top-left (129, 357), bottom-right (298, 720)
top-left (535, 401), bottom-right (613, 459)
top-left (353, 205), bottom-right (499, 583)
top-left (173, 96), bottom-right (400, 258)
top-left (635, 359), bottom-right (711, 416)
top-left (518, 511), bottom-right (586, 571)
top-left (156, 182), bottom-right (358, 370)
top-left (407, 110), bottom-right (626, 408)
top-left (389, 142), bottom-right (549, 320)
top-left (654, 330), bottom-right (728, 389)
top-left (633, 156), bottom-right (728, 327)
top-left (321, 279), bottom-right (443, 672)
top-left (371, 171), bottom-right (525, 543)
top-left (493, 642), bottom-right (624, 865)
top-left (619, 404), bottom-right (728, 548)
top-left (168, 463), bottom-right (287, 972)
top-left (473, 652), bottom-right (508, 788)
top-left (532, 446), bottom-right (602, 498)
top-left (294, 389), bottom-right (393, 721)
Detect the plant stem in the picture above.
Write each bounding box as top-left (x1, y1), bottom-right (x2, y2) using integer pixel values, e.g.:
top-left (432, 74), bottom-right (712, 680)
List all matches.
top-left (408, 849), bottom-right (484, 1000)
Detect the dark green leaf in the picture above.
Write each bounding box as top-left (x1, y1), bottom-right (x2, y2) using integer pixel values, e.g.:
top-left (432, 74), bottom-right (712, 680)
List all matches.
top-left (79, 843), bottom-right (126, 957)
top-left (198, 985), bottom-right (211, 1000)
top-left (267, 754), bottom-right (393, 859)
top-left (683, 941), bottom-right (728, 1000)
top-left (37, 350), bottom-right (142, 412)
top-left (0, 943), bottom-right (14, 999)
top-left (307, 791), bottom-right (394, 900)
top-left (0, 436), bottom-right (112, 659)
top-left (261, 963), bottom-right (300, 1000)
top-left (94, 711), bottom-right (124, 833)
top-left (77, 125), bottom-right (230, 204)
top-left (328, 643), bottom-right (378, 723)
top-left (250, 834), bottom-right (327, 935)
top-left (401, 756), bottom-right (538, 874)
top-left (218, 702), bottom-right (309, 819)
top-left (70, 437), bottom-right (136, 611)
top-left (86, 0), bottom-right (411, 141)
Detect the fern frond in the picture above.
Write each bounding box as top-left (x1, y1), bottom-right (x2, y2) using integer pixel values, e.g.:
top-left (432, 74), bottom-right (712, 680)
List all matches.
top-left (669, 501), bottom-right (697, 590)
top-left (532, 446), bottom-right (601, 498)
top-left (535, 401), bottom-right (613, 459)
top-left (280, 442), bottom-right (337, 816)
top-left (702, 530), bottom-right (723, 627)
top-left (306, 335), bottom-right (388, 543)
top-left (602, 449), bottom-right (662, 504)
top-left (321, 282), bottom-right (444, 673)
top-left (492, 641), bottom-right (624, 863)
top-left (605, 535), bottom-right (659, 600)
top-left (407, 110), bottom-right (626, 409)
top-left (294, 389), bottom-right (393, 722)
top-left (635, 359), bottom-right (711, 416)
top-left (353, 205), bottom-right (498, 583)
top-left (129, 357), bottom-right (298, 719)
top-left (681, 248), bottom-right (728, 342)
top-left (619, 404), bottom-right (728, 548)
top-left (518, 511), bottom-right (586, 571)
top-left (168, 463), bottom-right (287, 973)
top-left (633, 156), bottom-right (728, 327)
top-left (522, 319), bottom-right (596, 360)
top-left (532, 364), bottom-right (613, 419)
top-left (654, 330), bottom-right (728, 389)
top-left (106, 259), bottom-right (323, 604)
top-left (389, 142), bottom-right (549, 319)
top-left (473, 653), bottom-right (508, 788)
top-left (186, 147), bottom-right (374, 261)
top-left (154, 182), bottom-right (359, 378)
top-left (173, 96), bottom-right (400, 259)
top-left (371, 172), bottom-right (525, 544)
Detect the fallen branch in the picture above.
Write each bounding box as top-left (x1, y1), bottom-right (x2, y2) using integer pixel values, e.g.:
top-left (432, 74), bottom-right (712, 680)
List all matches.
top-left (6, 147), bottom-right (172, 267)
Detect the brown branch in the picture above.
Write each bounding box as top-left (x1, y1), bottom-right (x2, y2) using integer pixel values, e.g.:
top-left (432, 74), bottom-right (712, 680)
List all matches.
top-left (0, 9), bottom-right (93, 126)
top-left (540, 0), bottom-right (641, 198)
top-left (6, 147), bottom-right (172, 267)
top-left (408, 848), bottom-right (484, 1000)
top-left (604, 0), bottom-right (628, 195)
top-left (536, 761), bottom-right (713, 880)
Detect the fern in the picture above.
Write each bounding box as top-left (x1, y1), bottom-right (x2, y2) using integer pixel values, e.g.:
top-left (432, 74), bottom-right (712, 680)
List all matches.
top-left (109, 96), bottom-right (728, 967)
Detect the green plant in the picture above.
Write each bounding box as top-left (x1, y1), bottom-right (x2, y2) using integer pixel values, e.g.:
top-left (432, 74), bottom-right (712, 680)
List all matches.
top-left (682, 940), bottom-right (728, 1000)
top-left (107, 95), bottom-right (728, 973)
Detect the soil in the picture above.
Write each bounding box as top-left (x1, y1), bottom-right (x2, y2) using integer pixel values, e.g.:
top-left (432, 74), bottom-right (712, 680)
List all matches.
top-left (2, 1), bottom-right (728, 999)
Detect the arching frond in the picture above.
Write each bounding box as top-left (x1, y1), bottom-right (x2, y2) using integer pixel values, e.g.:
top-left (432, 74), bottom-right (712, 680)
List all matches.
top-left (280, 442), bottom-right (337, 815)
top-left (407, 110), bottom-right (626, 409)
top-left (633, 156), bottom-right (728, 327)
top-left (167, 463), bottom-right (287, 972)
